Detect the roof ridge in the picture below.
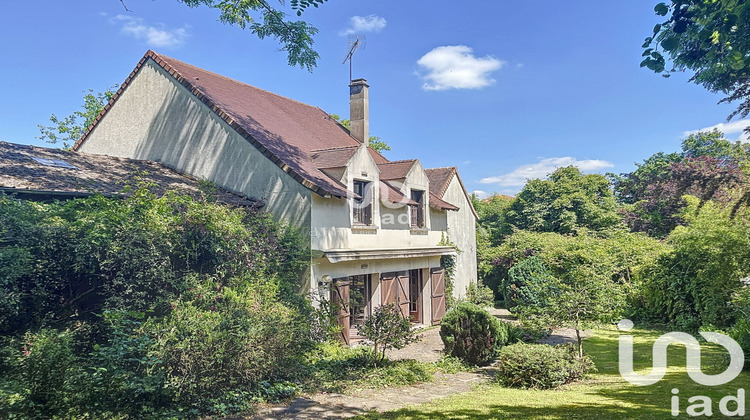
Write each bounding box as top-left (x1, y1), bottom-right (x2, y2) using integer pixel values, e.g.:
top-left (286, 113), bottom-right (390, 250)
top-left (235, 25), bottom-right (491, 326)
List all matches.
top-left (309, 145), bottom-right (360, 153)
top-left (425, 166), bottom-right (457, 171)
top-left (378, 159), bottom-right (417, 165)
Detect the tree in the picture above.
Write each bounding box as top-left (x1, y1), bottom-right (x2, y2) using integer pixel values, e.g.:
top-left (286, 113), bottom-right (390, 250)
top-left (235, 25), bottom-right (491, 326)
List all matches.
top-left (493, 229), bottom-right (669, 357)
top-left (37, 86), bottom-right (118, 149)
top-left (356, 304), bottom-right (419, 365)
top-left (330, 114), bottom-right (391, 153)
top-left (505, 166), bottom-right (623, 234)
top-left (613, 130), bottom-right (750, 236)
top-left (121, 0), bottom-right (326, 70)
top-left (642, 1), bottom-right (750, 120)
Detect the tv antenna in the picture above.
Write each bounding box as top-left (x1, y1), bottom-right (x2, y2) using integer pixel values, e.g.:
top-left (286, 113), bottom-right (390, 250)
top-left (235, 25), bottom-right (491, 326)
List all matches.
top-left (342, 35), bottom-right (365, 83)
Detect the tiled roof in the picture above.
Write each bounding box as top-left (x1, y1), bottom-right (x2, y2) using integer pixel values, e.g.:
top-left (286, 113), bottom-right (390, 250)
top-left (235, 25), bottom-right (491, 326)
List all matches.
top-left (377, 160), bottom-right (417, 180)
top-left (0, 141), bottom-right (256, 207)
top-left (429, 192), bottom-right (459, 211)
top-left (310, 146), bottom-right (359, 169)
top-left (380, 181), bottom-right (418, 206)
top-left (74, 50), bottom-right (391, 198)
top-left (425, 166), bottom-right (478, 219)
top-left (425, 167), bottom-right (457, 198)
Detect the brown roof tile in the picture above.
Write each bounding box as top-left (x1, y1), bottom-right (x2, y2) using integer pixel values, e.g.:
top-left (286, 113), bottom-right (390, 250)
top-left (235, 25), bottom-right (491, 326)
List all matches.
top-left (0, 141), bottom-right (256, 207)
top-left (377, 160), bottom-right (417, 180)
top-left (429, 192), bottom-right (459, 211)
top-left (310, 146), bottom-right (359, 169)
top-left (425, 167), bottom-right (457, 198)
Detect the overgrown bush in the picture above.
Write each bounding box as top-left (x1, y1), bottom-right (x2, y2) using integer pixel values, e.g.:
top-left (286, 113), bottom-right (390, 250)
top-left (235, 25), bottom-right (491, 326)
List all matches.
top-left (496, 343), bottom-right (595, 389)
top-left (440, 302), bottom-right (503, 365)
top-left (0, 190), bottom-right (312, 418)
top-left (148, 276), bottom-right (310, 410)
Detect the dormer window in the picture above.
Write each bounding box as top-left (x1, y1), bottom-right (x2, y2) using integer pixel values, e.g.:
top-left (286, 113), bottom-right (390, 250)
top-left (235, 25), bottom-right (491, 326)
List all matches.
top-left (353, 180), bottom-right (373, 225)
top-left (410, 189), bottom-right (425, 228)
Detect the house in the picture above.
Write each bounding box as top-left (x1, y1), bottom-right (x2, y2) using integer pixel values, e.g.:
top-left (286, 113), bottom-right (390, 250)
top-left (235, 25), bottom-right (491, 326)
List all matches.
top-left (73, 51), bottom-right (477, 342)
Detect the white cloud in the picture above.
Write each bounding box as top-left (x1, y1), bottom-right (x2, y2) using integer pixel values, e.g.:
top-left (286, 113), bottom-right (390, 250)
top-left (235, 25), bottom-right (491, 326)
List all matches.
top-left (684, 119), bottom-right (750, 143)
top-left (112, 15), bottom-right (189, 48)
top-left (340, 15), bottom-right (387, 36)
top-left (479, 157), bottom-right (614, 188)
top-left (417, 45), bottom-right (504, 91)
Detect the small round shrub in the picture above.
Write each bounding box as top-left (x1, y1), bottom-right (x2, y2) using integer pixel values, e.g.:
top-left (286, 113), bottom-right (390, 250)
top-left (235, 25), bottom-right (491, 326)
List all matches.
top-left (440, 302), bottom-right (503, 365)
top-left (496, 342), bottom-right (595, 389)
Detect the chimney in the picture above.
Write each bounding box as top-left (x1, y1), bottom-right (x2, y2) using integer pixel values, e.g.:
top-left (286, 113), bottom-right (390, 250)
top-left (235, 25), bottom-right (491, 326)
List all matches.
top-left (349, 78), bottom-right (369, 145)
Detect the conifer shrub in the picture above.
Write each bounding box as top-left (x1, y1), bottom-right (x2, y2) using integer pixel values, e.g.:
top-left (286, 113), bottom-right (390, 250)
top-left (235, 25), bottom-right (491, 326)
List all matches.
top-left (439, 302), bottom-right (503, 365)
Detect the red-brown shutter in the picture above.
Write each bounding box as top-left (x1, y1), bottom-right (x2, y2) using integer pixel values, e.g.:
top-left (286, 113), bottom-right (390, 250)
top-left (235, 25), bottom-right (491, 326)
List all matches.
top-left (381, 272), bottom-right (397, 306)
top-left (430, 268), bottom-right (446, 325)
top-left (331, 278), bottom-right (351, 345)
top-left (396, 272), bottom-right (411, 318)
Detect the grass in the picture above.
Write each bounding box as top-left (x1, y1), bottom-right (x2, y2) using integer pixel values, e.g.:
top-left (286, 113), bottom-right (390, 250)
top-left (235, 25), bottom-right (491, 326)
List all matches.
top-left (360, 327), bottom-right (750, 419)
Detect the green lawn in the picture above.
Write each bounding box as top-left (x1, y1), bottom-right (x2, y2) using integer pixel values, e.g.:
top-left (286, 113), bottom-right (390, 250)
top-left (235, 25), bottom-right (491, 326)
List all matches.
top-left (362, 327), bottom-right (750, 419)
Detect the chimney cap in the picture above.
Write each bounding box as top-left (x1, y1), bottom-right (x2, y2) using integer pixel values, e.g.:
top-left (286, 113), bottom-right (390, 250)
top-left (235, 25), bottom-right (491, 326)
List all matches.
top-left (349, 78), bottom-right (368, 87)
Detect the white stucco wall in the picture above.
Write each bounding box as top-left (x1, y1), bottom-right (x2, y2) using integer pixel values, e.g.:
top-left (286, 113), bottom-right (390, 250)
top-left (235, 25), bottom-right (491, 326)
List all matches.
top-left (443, 176), bottom-right (478, 299)
top-left (77, 59), bottom-right (313, 231)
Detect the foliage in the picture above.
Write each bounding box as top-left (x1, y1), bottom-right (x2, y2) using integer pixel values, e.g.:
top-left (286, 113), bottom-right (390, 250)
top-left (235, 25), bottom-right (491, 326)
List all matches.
top-left (506, 166), bottom-right (623, 234)
top-left (176, 0), bottom-right (325, 70)
top-left (492, 230), bottom-right (668, 356)
top-left (330, 114), bottom-right (391, 153)
top-left (0, 189), bottom-right (312, 417)
top-left (466, 281), bottom-right (495, 307)
top-left (303, 341), bottom-right (433, 392)
top-left (639, 197), bottom-right (750, 329)
top-left (0, 189), bottom-right (307, 336)
top-left (438, 232), bottom-right (460, 308)
top-left (496, 343), bottom-right (595, 389)
top-left (440, 302), bottom-right (503, 365)
top-left (357, 304), bottom-right (420, 364)
top-left (472, 193), bottom-right (515, 246)
top-left (642, 0), bottom-right (750, 120)
top-left (613, 130), bottom-right (750, 236)
top-left (146, 275), bottom-right (310, 411)
top-left (37, 85), bottom-right (118, 149)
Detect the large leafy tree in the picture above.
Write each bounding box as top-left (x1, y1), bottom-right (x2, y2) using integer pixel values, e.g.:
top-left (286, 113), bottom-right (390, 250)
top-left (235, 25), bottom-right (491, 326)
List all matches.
top-left (613, 130), bottom-right (750, 236)
top-left (505, 166), bottom-right (623, 234)
top-left (642, 0), bottom-right (750, 120)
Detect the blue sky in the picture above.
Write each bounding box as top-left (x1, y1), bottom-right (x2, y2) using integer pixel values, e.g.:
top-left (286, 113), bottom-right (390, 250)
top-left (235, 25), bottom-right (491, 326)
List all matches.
top-left (1, 0), bottom-right (747, 196)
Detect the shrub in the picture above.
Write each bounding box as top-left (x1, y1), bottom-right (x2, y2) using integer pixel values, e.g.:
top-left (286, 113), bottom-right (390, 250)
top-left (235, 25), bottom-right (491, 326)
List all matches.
top-left (357, 304), bottom-right (420, 364)
top-left (147, 276), bottom-right (311, 411)
top-left (440, 302), bottom-right (503, 365)
top-left (466, 281), bottom-right (495, 307)
top-left (496, 343), bottom-right (595, 389)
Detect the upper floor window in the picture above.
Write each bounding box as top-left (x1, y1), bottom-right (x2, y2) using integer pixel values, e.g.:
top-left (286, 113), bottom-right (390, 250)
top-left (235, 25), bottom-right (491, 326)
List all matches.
top-left (353, 180), bottom-right (373, 225)
top-left (410, 189), bottom-right (425, 228)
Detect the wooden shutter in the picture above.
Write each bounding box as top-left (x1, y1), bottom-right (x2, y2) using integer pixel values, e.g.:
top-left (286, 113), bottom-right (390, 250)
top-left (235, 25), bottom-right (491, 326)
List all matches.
top-left (331, 278), bottom-right (351, 345)
top-left (395, 272), bottom-right (411, 318)
top-left (430, 268), bottom-right (446, 325)
top-left (381, 272), bottom-right (397, 306)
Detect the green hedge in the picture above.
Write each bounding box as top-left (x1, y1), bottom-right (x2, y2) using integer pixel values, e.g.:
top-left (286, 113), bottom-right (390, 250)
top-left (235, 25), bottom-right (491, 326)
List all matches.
top-left (496, 343), bottom-right (595, 389)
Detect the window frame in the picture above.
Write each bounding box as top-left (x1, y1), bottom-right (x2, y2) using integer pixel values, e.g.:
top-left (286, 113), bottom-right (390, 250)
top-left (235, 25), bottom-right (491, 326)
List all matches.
top-left (410, 189), bottom-right (425, 228)
top-left (352, 179), bottom-right (373, 226)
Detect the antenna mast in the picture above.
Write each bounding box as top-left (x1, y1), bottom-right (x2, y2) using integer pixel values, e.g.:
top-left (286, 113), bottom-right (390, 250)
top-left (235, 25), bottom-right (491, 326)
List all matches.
top-left (342, 36), bottom-right (361, 83)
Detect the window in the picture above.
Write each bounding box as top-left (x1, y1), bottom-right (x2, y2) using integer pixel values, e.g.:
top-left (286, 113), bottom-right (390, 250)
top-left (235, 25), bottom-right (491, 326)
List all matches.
top-left (349, 275), bottom-right (372, 325)
top-left (352, 180), bottom-right (373, 225)
top-left (410, 189), bottom-right (425, 228)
